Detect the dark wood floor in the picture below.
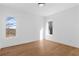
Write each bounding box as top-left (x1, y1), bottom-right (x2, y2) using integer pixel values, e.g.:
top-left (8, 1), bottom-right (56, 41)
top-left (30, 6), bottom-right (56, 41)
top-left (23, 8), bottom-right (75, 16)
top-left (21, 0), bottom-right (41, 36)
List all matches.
top-left (0, 40), bottom-right (79, 56)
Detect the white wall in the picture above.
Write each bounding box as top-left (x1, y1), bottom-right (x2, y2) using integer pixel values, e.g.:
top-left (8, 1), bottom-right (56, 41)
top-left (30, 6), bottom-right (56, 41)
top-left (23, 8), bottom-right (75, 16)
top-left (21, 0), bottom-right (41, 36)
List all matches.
top-left (1, 4), bottom-right (79, 48)
top-left (45, 5), bottom-right (79, 48)
top-left (0, 5), bottom-right (43, 48)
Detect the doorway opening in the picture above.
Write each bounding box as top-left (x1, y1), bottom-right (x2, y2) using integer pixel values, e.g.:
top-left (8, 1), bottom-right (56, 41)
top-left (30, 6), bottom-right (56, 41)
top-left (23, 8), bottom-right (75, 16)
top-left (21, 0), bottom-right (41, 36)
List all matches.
top-left (40, 27), bottom-right (44, 40)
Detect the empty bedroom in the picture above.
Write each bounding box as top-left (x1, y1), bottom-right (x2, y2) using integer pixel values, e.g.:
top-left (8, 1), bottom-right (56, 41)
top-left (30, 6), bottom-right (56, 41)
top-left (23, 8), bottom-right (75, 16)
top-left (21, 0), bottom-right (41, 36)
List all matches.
top-left (0, 3), bottom-right (79, 56)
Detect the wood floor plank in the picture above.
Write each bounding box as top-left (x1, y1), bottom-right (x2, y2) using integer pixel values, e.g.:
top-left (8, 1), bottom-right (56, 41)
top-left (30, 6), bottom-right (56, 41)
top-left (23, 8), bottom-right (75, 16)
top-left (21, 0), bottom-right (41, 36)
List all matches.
top-left (0, 40), bottom-right (79, 56)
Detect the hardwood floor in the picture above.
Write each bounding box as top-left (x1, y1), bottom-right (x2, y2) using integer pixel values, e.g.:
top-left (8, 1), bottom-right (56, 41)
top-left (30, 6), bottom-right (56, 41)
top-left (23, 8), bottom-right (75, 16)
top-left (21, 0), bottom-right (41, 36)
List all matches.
top-left (0, 40), bottom-right (79, 56)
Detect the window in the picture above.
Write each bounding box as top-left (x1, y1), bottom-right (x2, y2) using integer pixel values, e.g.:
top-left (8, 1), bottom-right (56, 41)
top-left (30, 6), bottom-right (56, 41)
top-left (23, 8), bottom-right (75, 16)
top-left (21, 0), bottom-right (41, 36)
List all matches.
top-left (48, 21), bottom-right (53, 35)
top-left (6, 16), bottom-right (16, 39)
top-left (45, 20), bottom-right (53, 39)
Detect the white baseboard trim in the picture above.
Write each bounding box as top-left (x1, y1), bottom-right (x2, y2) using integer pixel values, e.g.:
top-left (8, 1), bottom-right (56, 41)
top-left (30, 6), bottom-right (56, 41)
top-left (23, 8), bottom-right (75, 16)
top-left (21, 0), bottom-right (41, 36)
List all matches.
top-left (1, 40), bottom-right (38, 49)
top-left (46, 38), bottom-right (79, 48)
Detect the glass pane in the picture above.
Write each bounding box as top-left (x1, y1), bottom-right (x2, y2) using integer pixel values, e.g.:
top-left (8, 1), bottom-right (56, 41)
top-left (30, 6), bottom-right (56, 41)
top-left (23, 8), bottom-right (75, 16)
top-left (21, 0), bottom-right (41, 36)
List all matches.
top-left (6, 16), bottom-right (16, 39)
top-left (48, 21), bottom-right (53, 35)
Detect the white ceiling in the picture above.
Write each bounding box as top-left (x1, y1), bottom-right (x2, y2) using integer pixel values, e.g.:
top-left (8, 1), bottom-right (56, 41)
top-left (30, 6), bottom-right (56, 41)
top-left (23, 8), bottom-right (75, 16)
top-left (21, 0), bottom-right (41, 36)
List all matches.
top-left (0, 3), bottom-right (79, 16)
